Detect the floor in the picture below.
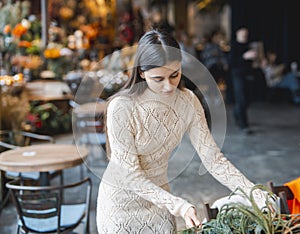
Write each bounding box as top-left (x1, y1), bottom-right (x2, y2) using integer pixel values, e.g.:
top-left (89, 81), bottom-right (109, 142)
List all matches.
top-left (1, 101), bottom-right (300, 233)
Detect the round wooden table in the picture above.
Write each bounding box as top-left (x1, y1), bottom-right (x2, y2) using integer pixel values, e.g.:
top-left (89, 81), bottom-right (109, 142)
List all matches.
top-left (0, 144), bottom-right (88, 185)
top-left (26, 80), bottom-right (74, 102)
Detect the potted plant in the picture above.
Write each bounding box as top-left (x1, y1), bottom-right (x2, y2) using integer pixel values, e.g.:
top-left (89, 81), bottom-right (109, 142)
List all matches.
top-left (178, 185), bottom-right (300, 234)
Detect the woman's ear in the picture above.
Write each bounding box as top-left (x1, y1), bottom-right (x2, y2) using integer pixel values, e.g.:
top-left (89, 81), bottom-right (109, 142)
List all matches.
top-left (139, 71), bottom-right (145, 79)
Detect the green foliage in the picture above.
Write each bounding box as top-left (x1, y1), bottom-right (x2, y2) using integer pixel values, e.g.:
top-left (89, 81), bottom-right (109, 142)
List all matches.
top-left (25, 45), bottom-right (41, 55)
top-left (46, 57), bottom-right (71, 80)
top-left (178, 185), bottom-right (300, 234)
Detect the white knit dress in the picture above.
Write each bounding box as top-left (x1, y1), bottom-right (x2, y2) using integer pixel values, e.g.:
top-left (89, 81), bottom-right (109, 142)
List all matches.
top-left (96, 88), bottom-right (261, 234)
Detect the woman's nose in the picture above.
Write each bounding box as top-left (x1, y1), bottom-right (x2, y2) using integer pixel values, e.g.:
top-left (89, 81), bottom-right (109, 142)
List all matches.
top-left (163, 79), bottom-right (173, 91)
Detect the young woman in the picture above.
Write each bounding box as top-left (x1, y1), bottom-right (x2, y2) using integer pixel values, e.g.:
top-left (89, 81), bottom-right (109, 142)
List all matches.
top-left (96, 29), bottom-right (265, 233)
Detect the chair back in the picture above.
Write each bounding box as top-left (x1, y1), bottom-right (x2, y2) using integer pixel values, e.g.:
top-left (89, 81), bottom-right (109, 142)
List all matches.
top-left (6, 177), bottom-right (92, 234)
top-left (71, 100), bottom-right (107, 167)
top-left (267, 181), bottom-right (294, 214)
top-left (14, 191), bottom-right (61, 233)
top-left (0, 130), bottom-right (54, 151)
top-left (204, 202), bottom-right (219, 221)
top-left (0, 130), bottom-right (56, 214)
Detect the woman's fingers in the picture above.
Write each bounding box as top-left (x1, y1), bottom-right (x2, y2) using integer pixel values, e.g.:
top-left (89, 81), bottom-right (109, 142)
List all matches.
top-left (184, 207), bottom-right (201, 228)
top-left (185, 217), bottom-right (195, 229)
top-left (191, 215), bottom-right (201, 227)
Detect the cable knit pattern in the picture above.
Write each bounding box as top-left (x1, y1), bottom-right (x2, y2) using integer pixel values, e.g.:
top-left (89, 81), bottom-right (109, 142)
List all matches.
top-left (97, 88), bottom-right (263, 233)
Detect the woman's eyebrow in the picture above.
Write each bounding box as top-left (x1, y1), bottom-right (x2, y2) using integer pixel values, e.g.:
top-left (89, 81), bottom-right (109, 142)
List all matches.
top-left (149, 68), bottom-right (180, 79)
top-left (170, 68), bottom-right (180, 75)
top-left (149, 75), bottom-right (164, 80)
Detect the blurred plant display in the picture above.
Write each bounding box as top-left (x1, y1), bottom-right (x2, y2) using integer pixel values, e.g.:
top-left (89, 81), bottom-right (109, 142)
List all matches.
top-left (0, 81), bottom-right (29, 131)
top-left (0, 0), bottom-right (125, 134)
top-left (25, 102), bottom-right (71, 134)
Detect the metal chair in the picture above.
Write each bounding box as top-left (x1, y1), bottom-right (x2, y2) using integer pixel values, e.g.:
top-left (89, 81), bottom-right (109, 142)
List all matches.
top-left (6, 177), bottom-right (92, 234)
top-left (203, 202), bottom-right (219, 221)
top-left (0, 130), bottom-right (63, 182)
top-left (70, 100), bottom-right (107, 169)
top-left (266, 180), bottom-right (293, 214)
top-left (0, 130), bottom-right (63, 213)
top-left (0, 130), bottom-right (54, 149)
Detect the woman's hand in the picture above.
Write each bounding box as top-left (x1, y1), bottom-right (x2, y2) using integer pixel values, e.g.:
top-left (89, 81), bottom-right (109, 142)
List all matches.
top-left (243, 49), bottom-right (257, 60)
top-left (184, 206), bottom-right (201, 229)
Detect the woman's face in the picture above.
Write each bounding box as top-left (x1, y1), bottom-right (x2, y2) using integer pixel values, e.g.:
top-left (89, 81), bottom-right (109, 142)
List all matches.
top-left (140, 61), bottom-right (182, 96)
top-left (268, 52), bottom-right (277, 64)
top-left (236, 28), bottom-right (248, 43)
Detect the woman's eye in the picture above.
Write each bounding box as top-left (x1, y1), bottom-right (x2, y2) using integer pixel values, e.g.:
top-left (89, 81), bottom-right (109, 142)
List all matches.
top-left (170, 73), bottom-right (179, 78)
top-left (154, 78), bottom-right (163, 82)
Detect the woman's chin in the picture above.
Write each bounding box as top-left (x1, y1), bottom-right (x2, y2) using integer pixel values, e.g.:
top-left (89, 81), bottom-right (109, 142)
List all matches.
top-left (161, 90), bottom-right (175, 96)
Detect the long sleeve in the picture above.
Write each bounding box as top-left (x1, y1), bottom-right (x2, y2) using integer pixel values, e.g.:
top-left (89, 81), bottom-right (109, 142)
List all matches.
top-left (186, 92), bottom-right (265, 206)
top-left (104, 96), bottom-right (193, 218)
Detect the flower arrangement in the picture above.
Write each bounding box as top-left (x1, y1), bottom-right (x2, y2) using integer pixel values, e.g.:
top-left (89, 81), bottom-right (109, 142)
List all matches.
top-left (178, 185), bottom-right (300, 234)
top-left (0, 0), bottom-right (120, 83)
top-left (0, 0), bottom-right (31, 34)
top-left (25, 102), bottom-right (71, 134)
top-left (42, 42), bottom-right (73, 79)
top-left (80, 24), bottom-right (98, 42)
top-left (0, 1), bottom-right (43, 76)
top-left (11, 54), bottom-right (43, 70)
top-left (0, 74), bottom-right (29, 131)
top-left (0, 73), bottom-right (23, 86)
top-left (1, 2), bottom-right (41, 54)
top-left (43, 47), bottom-right (61, 59)
top-left (1, 91), bottom-right (29, 131)
top-left (48, 0), bottom-right (116, 46)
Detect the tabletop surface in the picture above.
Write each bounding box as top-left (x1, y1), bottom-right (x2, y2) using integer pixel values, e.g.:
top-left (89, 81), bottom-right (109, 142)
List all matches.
top-left (73, 102), bottom-right (106, 116)
top-left (26, 80), bottom-right (74, 101)
top-left (0, 144), bottom-right (88, 172)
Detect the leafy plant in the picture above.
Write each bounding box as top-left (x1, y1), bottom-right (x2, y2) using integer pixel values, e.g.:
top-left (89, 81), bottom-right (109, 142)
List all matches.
top-left (178, 185), bottom-right (300, 234)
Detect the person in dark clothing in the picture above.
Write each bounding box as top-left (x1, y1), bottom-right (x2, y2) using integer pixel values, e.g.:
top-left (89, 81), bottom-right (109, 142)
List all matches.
top-left (230, 27), bottom-right (257, 134)
top-left (261, 50), bottom-right (300, 104)
top-left (201, 30), bottom-right (229, 85)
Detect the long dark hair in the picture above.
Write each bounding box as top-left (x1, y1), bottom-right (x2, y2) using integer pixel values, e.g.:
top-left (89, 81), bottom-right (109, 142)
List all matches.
top-left (105, 29), bottom-right (185, 158)
top-left (123, 29), bottom-right (185, 95)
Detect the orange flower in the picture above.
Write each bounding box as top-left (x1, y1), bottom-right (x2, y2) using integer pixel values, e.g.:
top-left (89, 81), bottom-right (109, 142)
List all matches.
top-left (3, 24), bottom-right (11, 34)
top-left (43, 48), bottom-right (61, 59)
top-left (0, 74), bottom-right (23, 85)
top-left (59, 7), bottom-right (74, 20)
top-left (25, 56), bottom-right (43, 69)
top-left (18, 40), bottom-right (32, 48)
top-left (80, 25), bottom-right (98, 40)
top-left (12, 23), bottom-right (27, 37)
